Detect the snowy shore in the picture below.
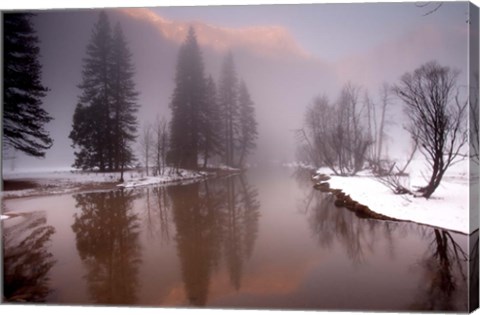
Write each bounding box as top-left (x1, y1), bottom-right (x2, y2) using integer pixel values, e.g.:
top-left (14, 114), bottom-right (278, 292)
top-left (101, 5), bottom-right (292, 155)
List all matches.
top-left (117, 168), bottom-right (210, 188)
top-left (1, 167), bottom-right (234, 200)
top-left (312, 159), bottom-right (476, 234)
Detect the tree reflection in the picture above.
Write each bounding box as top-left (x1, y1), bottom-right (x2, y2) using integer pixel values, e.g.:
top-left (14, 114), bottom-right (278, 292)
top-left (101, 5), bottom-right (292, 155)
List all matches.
top-left (169, 181), bottom-right (224, 306)
top-left (469, 230), bottom-right (479, 311)
top-left (142, 186), bottom-right (172, 243)
top-left (3, 212), bottom-right (56, 302)
top-left (301, 183), bottom-right (396, 264)
top-left (169, 175), bottom-right (260, 306)
top-left (411, 229), bottom-right (468, 311)
top-left (71, 190), bottom-right (141, 305)
top-left (224, 176), bottom-right (260, 290)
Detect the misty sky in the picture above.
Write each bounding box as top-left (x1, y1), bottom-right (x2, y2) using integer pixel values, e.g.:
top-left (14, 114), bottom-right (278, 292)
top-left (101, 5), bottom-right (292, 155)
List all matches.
top-left (2, 2), bottom-right (474, 171)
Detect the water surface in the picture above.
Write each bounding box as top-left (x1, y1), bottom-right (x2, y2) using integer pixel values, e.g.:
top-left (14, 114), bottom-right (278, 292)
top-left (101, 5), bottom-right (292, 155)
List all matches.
top-left (2, 168), bottom-right (475, 311)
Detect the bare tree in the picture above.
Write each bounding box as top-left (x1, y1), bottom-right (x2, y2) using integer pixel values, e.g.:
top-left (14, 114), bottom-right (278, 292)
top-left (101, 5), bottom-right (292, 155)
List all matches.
top-left (300, 84), bottom-right (371, 176)
top-left (365, 83), bottom-right (392, 174)
top-left (393, 61), bottom-right (467, 198)
top-left (152, 117), bottom-right (169, 175)
top-left (470, 73), bottom-right (479, 164)
top-left (415, 2), bottom-right (443, 16)
top-left (139, 123), bottom-right (153, 176)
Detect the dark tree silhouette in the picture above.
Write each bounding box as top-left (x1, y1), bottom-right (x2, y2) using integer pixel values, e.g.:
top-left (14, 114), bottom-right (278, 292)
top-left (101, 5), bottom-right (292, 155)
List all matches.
top-left (169, 27), bottom-right (206, 170)
top-left (237, 81), bottom-right (258, 167)
top-left (3, 212), bottom-right (56, 302)
top-left (3, 13), bottom-right (53, 157)
top-left (71, 190), bottom-right (141, 304)
top-left (110, 23), bottom-right (140, 181)
top-left (70, 11), bottom-right (112, 172)
top-left (70, 12), bottom-right (139, 175)
top-left (393, 61), bottom-right (467, 198)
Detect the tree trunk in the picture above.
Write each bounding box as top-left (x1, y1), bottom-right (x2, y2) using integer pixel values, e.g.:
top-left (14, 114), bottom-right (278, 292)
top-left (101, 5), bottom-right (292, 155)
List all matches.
top-left (421, 158), bottom-right (445, 198)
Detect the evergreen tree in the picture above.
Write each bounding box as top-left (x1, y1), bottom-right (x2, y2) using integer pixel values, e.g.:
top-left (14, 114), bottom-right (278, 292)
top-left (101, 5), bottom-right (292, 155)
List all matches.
top-left (70, 12), bottom-right (138, 176)
top-left (3, 13), bottom-right (53, 157)
top-left (169, 27), bottom-right (206, 170)
top-left (237, 81), bottom-right (258, 167)
top-left (110, 23), bottom-right (139, 181)
top-left (70, 11), bottom-right (112, 171)
top-left (200, 75), bottom-right (222, 168)
top-left (218, 52), bottom-right (239, 167)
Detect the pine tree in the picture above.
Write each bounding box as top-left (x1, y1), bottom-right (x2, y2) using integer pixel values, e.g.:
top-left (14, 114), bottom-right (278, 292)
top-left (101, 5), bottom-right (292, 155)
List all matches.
top-left (199, 75), bottom-right (222, 168)
top-left (110, 23), bottom-right (139, 181)
top-left (3, 13), bottom-right (53, 157)
top-left (237, 81), bottom-right (258, 167)
top-left (70, 12), bottom-right (139, 177)
top-left (218, 52), bottom-right (239, 167)
top-left (169, 27), bottom-right (206, 170)
top-left (70, 11), bottom-right (112, 171)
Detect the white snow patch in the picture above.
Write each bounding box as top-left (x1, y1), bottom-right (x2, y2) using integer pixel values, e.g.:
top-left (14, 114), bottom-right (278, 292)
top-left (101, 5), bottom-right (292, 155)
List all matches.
top-left (315, 158), bottom-right (475, 234)
top-left (117, 168), bottom-right (210, 188)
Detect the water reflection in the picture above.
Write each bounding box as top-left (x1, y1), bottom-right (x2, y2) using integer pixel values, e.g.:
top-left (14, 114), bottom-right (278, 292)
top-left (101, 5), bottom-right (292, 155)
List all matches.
top-left (71, 190), bottom-right (141, 305)
top-left (470, 230), bottom-right (479, 310)
top-left (411, 229), bottom-right (468, 310)
top-left (2, 212), bottom-right (56, 302)
top-left (142, 186), bottom-right (172, 243)
top-left (294, 168), bottom-right (469, 311)
top-left (297, 172), bottom-right (397, 263)
top-left (168, 175), bottom-right (260, 305)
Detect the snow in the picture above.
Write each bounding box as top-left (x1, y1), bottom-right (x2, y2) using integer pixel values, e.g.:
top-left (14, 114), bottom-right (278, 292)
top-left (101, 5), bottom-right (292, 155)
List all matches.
top-left (117, 168), bottom-right (209, 188)
top-left (313, 158), bottom-right (476, 234)
top-left (3, 168), bottom-right (130, 183)
top-left (2, 167), bottom-right (215, 198)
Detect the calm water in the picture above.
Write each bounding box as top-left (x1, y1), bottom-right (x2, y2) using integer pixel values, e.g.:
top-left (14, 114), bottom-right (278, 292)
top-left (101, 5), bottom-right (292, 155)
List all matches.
top-left (2, 168), bottom-right (477, 311)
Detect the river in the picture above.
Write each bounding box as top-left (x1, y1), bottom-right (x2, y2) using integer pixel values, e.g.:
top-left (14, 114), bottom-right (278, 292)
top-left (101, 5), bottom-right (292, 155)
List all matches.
top-left (2, 168), bottom-right (477, 311)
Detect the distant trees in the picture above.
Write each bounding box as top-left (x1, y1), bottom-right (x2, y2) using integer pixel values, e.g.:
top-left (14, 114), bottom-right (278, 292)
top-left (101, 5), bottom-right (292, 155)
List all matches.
top-left (217, 52), bottom-right (258, 168)
top-left (168, 27), bottom-right (257, 170)
top-left (300, 84), bottom-right (371, 176)
top-left (139, 123), bottom-right (153, 176)
top-left (218, 52), bottom-right (239, 167)
top-left (3, 13), bottom-right (53, 158)
top-left (298, 61), bottom-right (469, 199)
top-left (152, 117), bottom-right (169, 175)
top-left (364, 83), bottom-right (392, 175)
top-left (199, 76), bottom-right (222, 168)
top-left (70, 12), bottom-right (139, 179)
top-left (140, 117), bottom-right (169, 176)
top-left (393, 61), bottom-right (467, 198)
top-left (237, 81), bottom-right (258, 166)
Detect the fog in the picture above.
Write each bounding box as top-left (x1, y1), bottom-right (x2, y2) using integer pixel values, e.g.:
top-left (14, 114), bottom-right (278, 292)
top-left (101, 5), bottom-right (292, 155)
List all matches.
top-left (3, 2), bottom-right (471, 171)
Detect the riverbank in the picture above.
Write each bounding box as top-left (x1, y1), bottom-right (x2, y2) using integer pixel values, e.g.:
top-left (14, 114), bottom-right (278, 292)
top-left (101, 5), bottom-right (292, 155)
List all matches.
top-left (311, 159), bottom-right (475, 234)
top-left (1, 166), bottom-right (240, 201)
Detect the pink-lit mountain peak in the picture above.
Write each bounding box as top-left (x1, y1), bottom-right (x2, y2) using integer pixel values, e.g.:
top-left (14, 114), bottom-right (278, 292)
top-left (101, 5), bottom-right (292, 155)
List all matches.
top-left (119, 7), bottom-right (311, 59)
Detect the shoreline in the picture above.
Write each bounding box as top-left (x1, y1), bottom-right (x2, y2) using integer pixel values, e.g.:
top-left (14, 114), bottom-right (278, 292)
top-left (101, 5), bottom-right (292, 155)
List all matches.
top-left (1, 167), bottom-right (242, 201)
top-left (310, 165), bottom-right (473, 235)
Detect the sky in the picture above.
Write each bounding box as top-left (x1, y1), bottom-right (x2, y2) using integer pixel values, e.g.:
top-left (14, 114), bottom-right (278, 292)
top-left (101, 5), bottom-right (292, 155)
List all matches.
top-left (1, 0), bottom-right (476, 171)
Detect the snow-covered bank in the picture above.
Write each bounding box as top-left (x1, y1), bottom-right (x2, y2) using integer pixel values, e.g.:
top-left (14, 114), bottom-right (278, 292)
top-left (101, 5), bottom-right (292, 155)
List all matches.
top-left (2, 167), bottom-right (238, 198)
top-left (313, 159), bottom-right (476, 234)
top-left (117, 169), bottom-right (210, 188)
